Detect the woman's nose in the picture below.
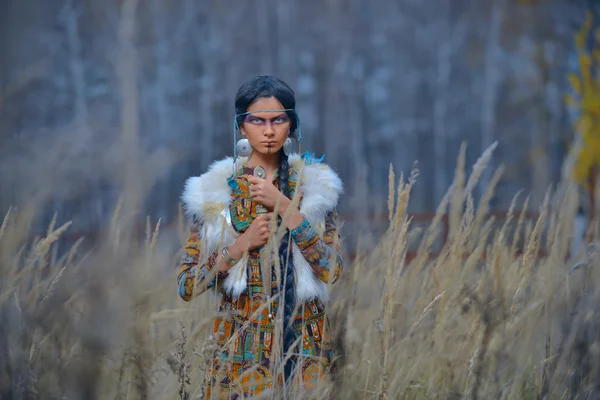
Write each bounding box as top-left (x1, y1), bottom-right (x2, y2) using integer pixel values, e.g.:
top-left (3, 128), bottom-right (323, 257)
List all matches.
top-left (264, 124), bottom-right (275, 135)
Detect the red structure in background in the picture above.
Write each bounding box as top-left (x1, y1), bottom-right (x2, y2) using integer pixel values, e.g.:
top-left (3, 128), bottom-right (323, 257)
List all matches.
top-left (29, 210), bottom-right (547, 263)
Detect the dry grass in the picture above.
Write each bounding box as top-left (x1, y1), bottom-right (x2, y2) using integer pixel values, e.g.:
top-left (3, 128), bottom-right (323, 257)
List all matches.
top-left (1, 143), bottom-right (599, 400)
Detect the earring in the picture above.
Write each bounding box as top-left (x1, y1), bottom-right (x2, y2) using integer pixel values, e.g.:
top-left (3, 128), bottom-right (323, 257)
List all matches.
top-left (236, 138), bottom-right (253, 157)
top-left (283, 137), bottom-right (294, 156)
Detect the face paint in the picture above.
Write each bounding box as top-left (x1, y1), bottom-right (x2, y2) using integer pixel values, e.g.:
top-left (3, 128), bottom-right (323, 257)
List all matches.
top-left (232, 109), bottom-right (304, 164)
top-left (243, 113), bottom-right (291, 128)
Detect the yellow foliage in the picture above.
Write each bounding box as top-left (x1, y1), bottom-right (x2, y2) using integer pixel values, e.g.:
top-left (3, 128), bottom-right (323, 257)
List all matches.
top-left (568, 73), bottom-right (582, 95)
top-left (568, 12), bottom-right (600, 187)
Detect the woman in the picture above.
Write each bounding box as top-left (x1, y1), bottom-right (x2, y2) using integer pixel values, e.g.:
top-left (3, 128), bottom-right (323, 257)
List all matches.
top-left (177, 75), bottom-right (344, 398)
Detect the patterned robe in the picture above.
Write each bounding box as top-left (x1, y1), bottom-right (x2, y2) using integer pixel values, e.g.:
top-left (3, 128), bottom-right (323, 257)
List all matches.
top-left (177, 164), bottom-right (343, 398)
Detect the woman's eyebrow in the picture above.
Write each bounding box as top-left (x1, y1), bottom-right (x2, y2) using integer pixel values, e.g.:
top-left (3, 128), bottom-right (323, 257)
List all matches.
top-left (250, 113), bottom-right (287, 120)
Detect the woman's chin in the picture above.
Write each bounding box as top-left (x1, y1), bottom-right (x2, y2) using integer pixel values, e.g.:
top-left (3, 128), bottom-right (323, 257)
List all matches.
top-left (254, 146), bottom-right (282, 155)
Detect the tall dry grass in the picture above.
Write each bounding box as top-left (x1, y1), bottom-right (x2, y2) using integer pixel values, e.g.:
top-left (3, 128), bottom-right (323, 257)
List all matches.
top-left (1, 141), bottom-right (599, 399)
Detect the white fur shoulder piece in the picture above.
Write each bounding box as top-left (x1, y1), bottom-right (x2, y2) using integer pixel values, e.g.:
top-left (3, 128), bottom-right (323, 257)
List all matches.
top-left (181, 157), bottom-right (238, 222)
top-left (180, 154), bottom-right (343, 303)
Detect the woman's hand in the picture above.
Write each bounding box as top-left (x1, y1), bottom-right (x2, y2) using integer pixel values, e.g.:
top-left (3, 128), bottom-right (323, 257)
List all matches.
top-left (233, 213), bottom-right (274, 253)
top-left (248, 175), bottom-right (305, 231)
top-left (219, 214), bottom-right (273, 272)
top-left (248, 176), bottom-right (284, 211)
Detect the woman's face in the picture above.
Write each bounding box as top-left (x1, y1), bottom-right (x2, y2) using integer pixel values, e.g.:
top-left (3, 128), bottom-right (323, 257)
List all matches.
top-left (240, 97), bottom-right (291, 156)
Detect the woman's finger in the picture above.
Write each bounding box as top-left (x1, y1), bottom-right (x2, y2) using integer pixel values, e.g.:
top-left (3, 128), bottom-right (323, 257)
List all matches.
top-left (248, 177), bottom-right (260, 187)
top-left (264, 212), bottom-right (273, 220)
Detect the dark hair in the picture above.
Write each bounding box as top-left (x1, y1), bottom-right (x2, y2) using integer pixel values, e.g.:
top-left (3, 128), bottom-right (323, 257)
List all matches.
top-left (234, 75), bottom-right (297, 380)
top-left (234, 75), bottom-right (298, 137)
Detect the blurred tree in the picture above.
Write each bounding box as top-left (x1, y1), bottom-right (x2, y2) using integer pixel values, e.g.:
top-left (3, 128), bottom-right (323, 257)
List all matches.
top-left (0, 0), bottom-right (590, 244)
top-left (566, 11), bottom-right (600, 226)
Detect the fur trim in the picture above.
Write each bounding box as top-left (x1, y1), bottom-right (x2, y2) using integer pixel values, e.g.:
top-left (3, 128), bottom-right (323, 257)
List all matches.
top-left (180, 154), bottom-right (343, 303)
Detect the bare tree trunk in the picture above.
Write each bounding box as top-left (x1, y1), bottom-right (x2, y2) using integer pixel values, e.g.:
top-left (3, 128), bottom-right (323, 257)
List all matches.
top-left (118, 0), bottom-right (141, 156)
top-left (199, 36), bottom-right (215, 169)
top-left (223, 7), bottom-right (245, 159)
top-left (188, 4), bottom-right (217, 169)
top-left (324, 0), bottom-right (343, 168)
top-left (151, 0), bottom-right (170, 214)
top-left (65, 0), bottom-right (93, 226)
top-left (175, 0), bottom-right (196, 48)
top-left (480, 0), bottom-right (506, 199)
top-left (531, 46), bottom-right (553, 208)
top-left (117, 0), bottom-right (142, 237)
top-left (66, 0), bottom-right (88, 126)
top-left (315, 49), bottom-right (330, 158)
top-left (349, 0), bottom-right (367, 178)
top-left (151, 0), bottom-right (169, 143)
top-left (276, 0), bottom-right (294, 79)
top-left (433, 0), bottom-right (451, 205)
top-left (256, 0), bottom-right (274, 73)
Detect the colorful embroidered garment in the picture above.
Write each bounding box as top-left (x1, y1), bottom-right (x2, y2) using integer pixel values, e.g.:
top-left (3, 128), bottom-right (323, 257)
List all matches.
top-left (177, 164), bottom-right (343, 398)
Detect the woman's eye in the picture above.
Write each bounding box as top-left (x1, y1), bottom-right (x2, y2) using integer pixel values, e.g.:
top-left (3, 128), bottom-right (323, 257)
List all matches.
top-left (249, 118), bottom-right (263, 124)
top-left (274, 117), bottom-right (287, 124)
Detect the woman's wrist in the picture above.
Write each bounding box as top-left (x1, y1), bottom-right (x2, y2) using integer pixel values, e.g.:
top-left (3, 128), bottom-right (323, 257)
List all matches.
top-left (276, 194), bottom-right (292, 216)
top-left (221, 246), bottom-right (238, 265)
top-left (290, 217), bottom-right (315, 242)
top-left (228, 238), bottom-right (244, 260)
top-left (277, 195), bottom-right (304, 230)
top-left (217, 241), bottom-right (242, 272)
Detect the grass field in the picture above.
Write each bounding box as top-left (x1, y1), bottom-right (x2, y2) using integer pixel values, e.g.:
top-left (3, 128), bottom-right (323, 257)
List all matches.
top-left (1, 143), bottom-right (599, 399)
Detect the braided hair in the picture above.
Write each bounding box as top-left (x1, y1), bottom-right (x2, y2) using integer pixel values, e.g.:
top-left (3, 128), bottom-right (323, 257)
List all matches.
top-left (277, 151), bottom-right (297, 380)
top-left (234, 75), bottom-right (298, 381)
